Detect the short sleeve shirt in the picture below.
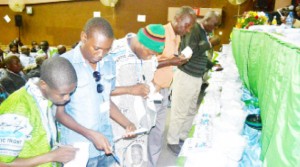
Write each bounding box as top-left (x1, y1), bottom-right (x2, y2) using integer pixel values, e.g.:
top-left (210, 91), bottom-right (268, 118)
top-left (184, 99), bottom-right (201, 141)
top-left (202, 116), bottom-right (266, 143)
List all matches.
top-left (60, 42), bottom-right (116, 158)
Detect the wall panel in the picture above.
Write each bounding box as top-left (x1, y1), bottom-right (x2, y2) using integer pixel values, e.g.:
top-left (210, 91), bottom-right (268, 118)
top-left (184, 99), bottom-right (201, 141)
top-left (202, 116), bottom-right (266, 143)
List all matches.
top-left (0, 0), bottom-right (255, 49)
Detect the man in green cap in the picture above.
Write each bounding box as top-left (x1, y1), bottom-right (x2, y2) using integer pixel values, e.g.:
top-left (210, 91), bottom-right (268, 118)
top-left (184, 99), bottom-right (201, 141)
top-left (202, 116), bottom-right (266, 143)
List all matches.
top-left (107, 24), bottom-right (165, 166)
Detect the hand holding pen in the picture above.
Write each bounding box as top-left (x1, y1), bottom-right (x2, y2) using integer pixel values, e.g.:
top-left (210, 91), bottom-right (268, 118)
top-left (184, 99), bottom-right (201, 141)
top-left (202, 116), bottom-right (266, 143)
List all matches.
top-left (128, 83), bottom-right (150, 98)
top-left (51, 144), bottom-right (78, 164)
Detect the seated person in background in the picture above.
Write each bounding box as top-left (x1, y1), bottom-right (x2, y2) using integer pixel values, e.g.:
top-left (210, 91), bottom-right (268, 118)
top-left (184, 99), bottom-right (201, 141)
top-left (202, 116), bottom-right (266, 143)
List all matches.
top-left (6, 42), bottom-right (19, 57)
top-left (71, 41), bottom-right (79, 49)
top-left (0, 57), bottom-right (78, 167)
top-left (0, 48), bottom-right (4, 62)
top-left (19, 45), bottom-right (35, 68)
top-left (0, 50), bottom-right (5, 79)
top-left (0, 55), bottom-right (27, 95)
top-left (0, 84), bottom-right (8, 104)
top-left (0, 67), bottom-right (5, 79)
top-left (26, 55), bottom-right (47, 78)
top-left (53, 45), bottom-right (67, 57)
top-left (0, 50), bottom-right (8, 102)
top-left (37, 40), bottom-right (58, 59)
top-left (281, 5), bottom-right (300, 28)
top-left (12, 37), bottom-right (23, 48)
top-left (0, 52), bottom-right (8, 102)
top-left (30, 41), bottom-right (40, 53)
top-left (58, 45), bottom-right (66, 55)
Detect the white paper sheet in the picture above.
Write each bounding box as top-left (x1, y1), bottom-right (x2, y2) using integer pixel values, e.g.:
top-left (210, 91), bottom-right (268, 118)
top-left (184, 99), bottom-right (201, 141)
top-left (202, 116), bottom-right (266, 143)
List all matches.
top-left (181, 46), bottom-right (193, 59)
top-left (64, 142), bottom-right (89, 167)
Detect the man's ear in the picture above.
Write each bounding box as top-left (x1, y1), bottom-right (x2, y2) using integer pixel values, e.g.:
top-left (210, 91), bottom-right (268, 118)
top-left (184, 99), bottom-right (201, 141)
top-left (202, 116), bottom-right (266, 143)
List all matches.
top-left (39, 80), bottom-right (48, 91)
top-left (81, 31), bottom-right (87, 43)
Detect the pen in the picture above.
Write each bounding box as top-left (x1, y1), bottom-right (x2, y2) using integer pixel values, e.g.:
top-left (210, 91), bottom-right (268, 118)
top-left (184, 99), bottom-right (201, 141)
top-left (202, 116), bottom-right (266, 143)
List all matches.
top-left (52, 143), bottom-right (63, 150)
top-left (112, 152), bottom-right (121, 165)
top-left (110, 146), bottom-right (121, 165)
top-left (53, 143), bottom-right (74, 149)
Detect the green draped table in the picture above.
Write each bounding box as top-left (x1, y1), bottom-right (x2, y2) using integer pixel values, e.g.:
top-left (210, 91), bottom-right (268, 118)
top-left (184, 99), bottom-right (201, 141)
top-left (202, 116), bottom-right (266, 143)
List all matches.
top-left (231, 28), bottom-right (300, 167)
top-left (176, 29), bottom-right (300, 167)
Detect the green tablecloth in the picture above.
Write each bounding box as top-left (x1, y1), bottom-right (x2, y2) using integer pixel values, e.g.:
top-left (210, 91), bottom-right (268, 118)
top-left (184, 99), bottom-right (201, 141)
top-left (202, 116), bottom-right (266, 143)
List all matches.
top-left (232, 29), bottom-right (300, 167)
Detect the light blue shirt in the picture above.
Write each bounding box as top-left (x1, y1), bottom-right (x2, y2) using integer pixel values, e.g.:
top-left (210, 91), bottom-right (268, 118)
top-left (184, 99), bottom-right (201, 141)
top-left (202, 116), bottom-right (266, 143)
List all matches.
top-left (60, 42), bottom-right (116, 158)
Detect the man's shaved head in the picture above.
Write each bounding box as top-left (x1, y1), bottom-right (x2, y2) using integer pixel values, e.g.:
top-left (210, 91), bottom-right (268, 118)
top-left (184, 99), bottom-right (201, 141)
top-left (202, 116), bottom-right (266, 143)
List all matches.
top-left (40, 57), bottom-right (77, 90)
top-left (83, 17), bottom-right (114, 39)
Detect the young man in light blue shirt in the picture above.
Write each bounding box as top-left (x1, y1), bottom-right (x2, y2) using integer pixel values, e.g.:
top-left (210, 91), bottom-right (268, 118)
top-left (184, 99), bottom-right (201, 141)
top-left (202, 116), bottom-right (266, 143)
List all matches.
top-left (56, 17), bottom-right (136, 167)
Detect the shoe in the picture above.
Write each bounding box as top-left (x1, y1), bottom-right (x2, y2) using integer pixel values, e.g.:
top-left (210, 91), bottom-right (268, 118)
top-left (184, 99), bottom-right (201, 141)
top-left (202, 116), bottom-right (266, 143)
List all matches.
top-left (167, 144), bottom-right (181, 156)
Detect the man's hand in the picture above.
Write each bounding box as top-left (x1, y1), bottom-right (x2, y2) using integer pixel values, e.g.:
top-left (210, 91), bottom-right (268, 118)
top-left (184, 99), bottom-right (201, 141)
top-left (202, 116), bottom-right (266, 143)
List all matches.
top-left (123, 122), bottom-right (137, 138)
top-left (129, 83), bottom-right (150, 97)
top-left (157, 55), bottom-right (188, 68)
top-left (55, 106), bottom-right (112, 154)
top-left (86, 130), bottom-right (112, 154)
top-left (169, 56), bottom-right (188, 66)
top-left (213, 64), bottom-right (223, 71)
top-left (209, 35), bottom-right (221, 47)
top-left (50, 146), bottom-right (78, 164)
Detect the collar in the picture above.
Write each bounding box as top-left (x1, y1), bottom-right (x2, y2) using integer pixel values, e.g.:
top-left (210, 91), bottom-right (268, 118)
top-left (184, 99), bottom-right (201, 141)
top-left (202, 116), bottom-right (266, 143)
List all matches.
top-left (6, 69), bottom-right (26, 82)
top-left (73, 41), bottom-right (107, 71)
top-left (126, 33), bottom-right (137, 55)
top-left (25, 78), bottom-right (55, 145)
top-left (25, 78), bottom-right (53, 107)
top-left (25, 78), bottom-right (47, 101)
top-left (198, 23), bottom-right (209, 36)
top-left (199, 22), bottom-right (205, 30)
top-left (110, 33), bottom-right (136, 55)
top-left (71, 42), bottom-right (87, 64)
top-left (6, 69), bottom-right (21, 76)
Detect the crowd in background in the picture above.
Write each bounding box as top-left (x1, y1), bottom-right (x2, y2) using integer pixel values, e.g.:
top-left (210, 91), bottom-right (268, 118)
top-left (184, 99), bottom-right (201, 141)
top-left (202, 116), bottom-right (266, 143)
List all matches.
top-left (0, 39), bottom-right (68, 103)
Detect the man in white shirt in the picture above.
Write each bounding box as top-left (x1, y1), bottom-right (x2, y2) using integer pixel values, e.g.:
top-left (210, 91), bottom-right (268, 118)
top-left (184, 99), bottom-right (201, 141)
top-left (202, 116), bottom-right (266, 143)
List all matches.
top-left (108, 24), bottom-right (166, 166)
top-left (19, 45), bottom-right (35, 68)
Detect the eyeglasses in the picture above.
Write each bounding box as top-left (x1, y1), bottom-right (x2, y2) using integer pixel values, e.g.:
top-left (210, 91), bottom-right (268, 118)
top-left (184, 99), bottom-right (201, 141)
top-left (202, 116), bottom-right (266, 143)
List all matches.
top-left (93, 71), bottom-right (104, 93)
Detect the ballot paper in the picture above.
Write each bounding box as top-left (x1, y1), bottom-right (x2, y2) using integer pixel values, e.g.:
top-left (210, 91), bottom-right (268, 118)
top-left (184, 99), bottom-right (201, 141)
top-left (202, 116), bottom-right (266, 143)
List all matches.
top-left (64, 142), bottom-right (89, 167)
top-left (147, 82), bottom-right (163, 102)
top-left (181, 46), bottom-right (193, 59)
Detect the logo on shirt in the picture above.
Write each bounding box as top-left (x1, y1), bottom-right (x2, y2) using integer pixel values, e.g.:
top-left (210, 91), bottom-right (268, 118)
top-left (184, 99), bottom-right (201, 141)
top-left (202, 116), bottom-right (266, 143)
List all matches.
top-left (0, 114), bottom-right (32, 156)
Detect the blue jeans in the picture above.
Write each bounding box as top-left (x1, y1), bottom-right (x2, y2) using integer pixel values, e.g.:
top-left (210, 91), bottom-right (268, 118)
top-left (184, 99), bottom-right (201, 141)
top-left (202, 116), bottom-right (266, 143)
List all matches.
top-left (87, 154), bottom-right (115, 167)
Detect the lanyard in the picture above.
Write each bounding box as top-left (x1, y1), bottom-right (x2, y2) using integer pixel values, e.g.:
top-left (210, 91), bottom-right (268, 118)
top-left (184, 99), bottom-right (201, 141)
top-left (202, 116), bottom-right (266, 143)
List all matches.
top-left (136, 59), bottom-right (145, 83)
